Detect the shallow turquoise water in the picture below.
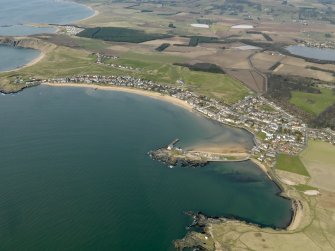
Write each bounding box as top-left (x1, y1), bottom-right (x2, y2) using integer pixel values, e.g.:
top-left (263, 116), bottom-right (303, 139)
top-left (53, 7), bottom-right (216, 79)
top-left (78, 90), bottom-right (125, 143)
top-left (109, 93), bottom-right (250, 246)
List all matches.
top-left (0, 86), bottom-right (292, 250)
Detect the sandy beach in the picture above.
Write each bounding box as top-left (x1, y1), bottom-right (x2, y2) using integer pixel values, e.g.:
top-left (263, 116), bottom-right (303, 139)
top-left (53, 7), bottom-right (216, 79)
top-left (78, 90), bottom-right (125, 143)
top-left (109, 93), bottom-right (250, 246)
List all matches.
top-left (1, 1), bottom-right (97, 74)
top-left (246, 158), bottom-right (304, 231)
top-left (287, 199), bottom-right (303, 231)
top-left (78, 8), bottom-right (99, 23)
top-left (249, 158), bottom-right (272, 178)
top-left (24, 52), bottom-right (45, 68)
top-left (42, 82), bottom-right (194, 112)
top-left (2, 51), bottom-right (45, 73)
top-left (75, 1), bottom-right (100, 23)
top-left (189, 144), bottom-right (249, 154)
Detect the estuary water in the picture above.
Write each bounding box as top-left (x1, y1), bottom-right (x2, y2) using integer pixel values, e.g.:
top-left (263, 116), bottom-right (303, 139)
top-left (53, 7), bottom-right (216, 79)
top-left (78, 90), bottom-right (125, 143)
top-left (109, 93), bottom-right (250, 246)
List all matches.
top-left (0, 86), bottom-right (292, 251)
top-left (286, 45), bottom-right (335, 61)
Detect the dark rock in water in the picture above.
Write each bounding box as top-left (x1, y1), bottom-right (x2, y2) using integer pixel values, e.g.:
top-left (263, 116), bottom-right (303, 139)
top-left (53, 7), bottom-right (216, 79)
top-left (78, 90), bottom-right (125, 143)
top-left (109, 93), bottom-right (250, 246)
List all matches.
top-left (148, 148), bottom-right (208, 168)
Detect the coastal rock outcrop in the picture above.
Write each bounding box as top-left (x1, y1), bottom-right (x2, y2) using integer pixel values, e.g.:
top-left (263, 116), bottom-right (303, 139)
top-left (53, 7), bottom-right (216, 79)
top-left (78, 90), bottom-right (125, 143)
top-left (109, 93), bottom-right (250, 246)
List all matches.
top-left (148, 148), bottom-right (208, 167)
top-left (0, 37), bottom-right (55, 51)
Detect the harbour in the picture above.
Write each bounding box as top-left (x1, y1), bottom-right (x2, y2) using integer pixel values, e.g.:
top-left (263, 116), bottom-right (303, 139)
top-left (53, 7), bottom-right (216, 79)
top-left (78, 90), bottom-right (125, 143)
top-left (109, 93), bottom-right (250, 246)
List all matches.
top-left (0, 85), bottom-right (293, 250)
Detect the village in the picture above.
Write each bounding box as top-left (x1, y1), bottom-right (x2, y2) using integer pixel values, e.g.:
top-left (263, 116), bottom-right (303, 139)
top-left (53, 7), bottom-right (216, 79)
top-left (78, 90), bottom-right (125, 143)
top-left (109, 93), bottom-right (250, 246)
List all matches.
top-left (301, 40), bottom-right (335, 50)
top-left (18, 74), bottom-right (335, 169)
top-left (94, 53), bottom-right (140, 71)
top-left (57, 25), bottom-right (84, 36)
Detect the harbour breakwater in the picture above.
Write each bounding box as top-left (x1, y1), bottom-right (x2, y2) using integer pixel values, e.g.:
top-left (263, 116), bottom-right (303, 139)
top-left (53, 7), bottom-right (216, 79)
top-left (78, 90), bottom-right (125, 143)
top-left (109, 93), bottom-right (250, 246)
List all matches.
top-left (148, 139), bottom-right (250, 168)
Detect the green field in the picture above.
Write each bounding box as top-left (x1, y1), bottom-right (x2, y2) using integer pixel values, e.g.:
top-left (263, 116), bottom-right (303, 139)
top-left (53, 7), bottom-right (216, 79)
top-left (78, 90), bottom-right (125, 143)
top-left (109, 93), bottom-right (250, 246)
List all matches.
top-left (6, 47), bottom-right (125, 78)
top-left (0, 46), bottom-right (249, 104)
top-left (256, 131), bottom-right (267, 140)
top-left (0, 46), bottom-right (127, 93)
top-left (290, 88), bottom-right (335, 116)
top-left (259, 103), bottom-right (276, 112)
top-left (73, 37), bottom-right (110, 51)
top-left (116, 51), bottom-right (185, 67)
top-left (77, 27), bottom-right (172, 43)
top-left (113, 51), bottom-right (250, 103)
top-left (276, 154), bottom-right (310, 177)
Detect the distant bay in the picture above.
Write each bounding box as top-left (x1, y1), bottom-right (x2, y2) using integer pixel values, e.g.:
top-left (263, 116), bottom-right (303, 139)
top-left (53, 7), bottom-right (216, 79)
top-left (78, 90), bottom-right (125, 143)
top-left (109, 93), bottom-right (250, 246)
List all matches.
top-left (0, 0), bottom-right (94, 36)
top-left (0, 25), bottom-right (56, 37)
top-left (0, 0), bottom-right (93, 72)
top-left (0, 86), bottom-right (292, 250)
top-left (0, 44), bottom-right (41, 72)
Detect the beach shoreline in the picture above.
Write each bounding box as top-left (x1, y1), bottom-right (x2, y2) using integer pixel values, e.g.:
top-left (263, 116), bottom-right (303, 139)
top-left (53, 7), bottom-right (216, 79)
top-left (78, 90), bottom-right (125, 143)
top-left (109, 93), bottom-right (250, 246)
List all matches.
top-left (23, 52), bottom-right (45, 68)
top-left (249, 158), bottom-right (272, 178)
top-left (72, 0), bottom-right (100, 23)
top-left (42, 82), bottom-right (194, 112)
top-left (1, 51), bottom-right (45, 73)
top-left (42, 82), bottom-right (301, 232)
top-left (42, 83), bottom-right (269, 171)
top-left (77, 6), bottom-right (99, 23)
top-left (287, 199), bottom-right (303, 231)
top-left (0, 0), bottom-right (308, 246)
top-left (43, 84), bottom-right (277, 171)
top-left (0, 1), bottom-right (96, 74)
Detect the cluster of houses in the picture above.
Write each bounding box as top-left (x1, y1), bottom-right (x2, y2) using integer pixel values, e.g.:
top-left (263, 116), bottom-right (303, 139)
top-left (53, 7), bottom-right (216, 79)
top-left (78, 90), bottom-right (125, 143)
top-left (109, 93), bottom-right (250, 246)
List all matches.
top-left (57, 25), bottom-right (84, 36)
top-left (292, 19), bottom-right (309, 26)
top-left (14, 77), bottom-right (43, 88)
top-left (16, 74), bottom-right (334, 167)
top-left (94, 53), bottom-right (139, 71)
top-left (308, 128), bottom-right (335, 144)
top-left (94, 53), bottom-right (118, 64)
top-left (232, 96), bottom-right (307, 165)
top-left (302, 40), bottom-right (335, 49)
top-left (180, 94), bottom-right (307, 166)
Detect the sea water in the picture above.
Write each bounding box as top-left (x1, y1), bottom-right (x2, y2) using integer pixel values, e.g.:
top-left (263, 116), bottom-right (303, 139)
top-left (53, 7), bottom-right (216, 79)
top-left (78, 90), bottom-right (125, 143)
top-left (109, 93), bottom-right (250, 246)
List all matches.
top-left (0, 86), bottom-right (292, 250)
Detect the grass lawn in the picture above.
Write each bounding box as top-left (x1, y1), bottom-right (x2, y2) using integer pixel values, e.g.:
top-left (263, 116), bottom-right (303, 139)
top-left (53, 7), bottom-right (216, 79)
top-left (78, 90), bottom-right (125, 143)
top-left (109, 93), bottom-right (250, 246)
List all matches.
top-left (256, 131), bottom-right (267, 140)
top-left (294, 184), bottom-right (318, 192)
top-left (276, 154), bottom-right (310, 177)
top-left (117, 51), bottom-right (185, 67)
top-left (259, 103), bottom-right (276, 112)
top-left (290, 88), bottom-right (335, 116)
